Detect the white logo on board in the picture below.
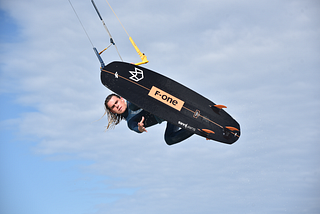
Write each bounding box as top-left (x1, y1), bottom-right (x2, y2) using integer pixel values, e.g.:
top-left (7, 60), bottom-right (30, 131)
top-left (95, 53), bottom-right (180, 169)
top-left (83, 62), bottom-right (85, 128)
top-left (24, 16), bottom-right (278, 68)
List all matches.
top-left (129, 67), bottom-right (144, 82)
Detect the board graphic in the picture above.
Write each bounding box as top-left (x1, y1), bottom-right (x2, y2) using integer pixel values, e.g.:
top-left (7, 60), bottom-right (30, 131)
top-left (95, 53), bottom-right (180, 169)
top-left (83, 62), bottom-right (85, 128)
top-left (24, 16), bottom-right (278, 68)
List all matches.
top-left (101, 61), bottom-right (240, 144)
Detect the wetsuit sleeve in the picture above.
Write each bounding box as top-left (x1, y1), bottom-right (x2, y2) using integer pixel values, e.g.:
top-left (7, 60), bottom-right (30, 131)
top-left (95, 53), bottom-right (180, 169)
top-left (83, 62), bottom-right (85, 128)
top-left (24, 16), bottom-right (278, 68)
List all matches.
top-left (127, 117), bottom-right (142, 133)
top-left (126, 107), bottom-right (159, 134)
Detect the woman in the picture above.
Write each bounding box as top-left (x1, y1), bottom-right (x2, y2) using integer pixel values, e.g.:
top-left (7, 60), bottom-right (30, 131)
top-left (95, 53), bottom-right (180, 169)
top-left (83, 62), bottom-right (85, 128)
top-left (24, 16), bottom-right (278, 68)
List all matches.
top-left (104, 93), bottom-right (194, 145)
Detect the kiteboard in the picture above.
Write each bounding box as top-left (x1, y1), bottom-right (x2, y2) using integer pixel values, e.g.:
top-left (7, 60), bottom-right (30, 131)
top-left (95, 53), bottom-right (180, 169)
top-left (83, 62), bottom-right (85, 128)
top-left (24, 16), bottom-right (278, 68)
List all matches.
top-left (100, 61), bottom-right (240, 144)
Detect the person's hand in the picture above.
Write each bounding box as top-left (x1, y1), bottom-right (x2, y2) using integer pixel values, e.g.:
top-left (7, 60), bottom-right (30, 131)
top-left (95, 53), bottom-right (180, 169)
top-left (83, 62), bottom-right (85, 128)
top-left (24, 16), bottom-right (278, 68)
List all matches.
top-left (138, 116), bottom-right (147, 133)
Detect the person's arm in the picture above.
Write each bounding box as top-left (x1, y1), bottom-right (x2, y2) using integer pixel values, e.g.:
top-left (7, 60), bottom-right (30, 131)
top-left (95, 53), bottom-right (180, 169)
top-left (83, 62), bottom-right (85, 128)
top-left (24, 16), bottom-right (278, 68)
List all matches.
top-left (127, 116), bottom-right (147, 133)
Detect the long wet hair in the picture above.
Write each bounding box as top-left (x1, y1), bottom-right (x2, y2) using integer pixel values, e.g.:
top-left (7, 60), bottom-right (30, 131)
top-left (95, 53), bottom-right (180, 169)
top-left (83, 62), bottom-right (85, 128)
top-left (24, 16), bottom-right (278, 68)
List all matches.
top-left (104, 93), bottom-right (125, 130)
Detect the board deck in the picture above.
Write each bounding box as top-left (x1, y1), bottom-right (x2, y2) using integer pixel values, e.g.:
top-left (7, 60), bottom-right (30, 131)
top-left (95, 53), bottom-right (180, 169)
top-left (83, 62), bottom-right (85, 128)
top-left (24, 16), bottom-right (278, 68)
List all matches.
top-left (101, 61), bottom-right (240, 144)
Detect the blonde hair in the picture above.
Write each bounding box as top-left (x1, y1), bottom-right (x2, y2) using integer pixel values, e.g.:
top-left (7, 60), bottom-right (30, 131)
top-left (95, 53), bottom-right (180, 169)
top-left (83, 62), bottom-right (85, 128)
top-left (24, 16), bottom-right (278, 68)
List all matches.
top-left (104, 94), bottom-right (124, 130)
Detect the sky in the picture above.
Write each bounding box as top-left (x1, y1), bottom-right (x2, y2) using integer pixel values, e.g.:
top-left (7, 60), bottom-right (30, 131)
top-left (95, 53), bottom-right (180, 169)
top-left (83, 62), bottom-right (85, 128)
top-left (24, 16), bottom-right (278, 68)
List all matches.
top-left (0, 0), bottom-right (319, 213)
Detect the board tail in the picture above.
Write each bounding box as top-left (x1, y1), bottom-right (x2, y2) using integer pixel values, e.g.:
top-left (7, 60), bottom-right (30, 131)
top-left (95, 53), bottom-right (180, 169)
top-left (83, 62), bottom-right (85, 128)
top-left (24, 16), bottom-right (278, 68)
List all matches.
top-left (223, 126), bottom-right (240, 140)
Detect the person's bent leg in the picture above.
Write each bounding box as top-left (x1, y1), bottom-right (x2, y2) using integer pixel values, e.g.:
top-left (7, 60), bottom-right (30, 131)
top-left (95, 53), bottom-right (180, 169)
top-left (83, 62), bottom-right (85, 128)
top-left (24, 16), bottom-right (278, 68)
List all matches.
top-left (164, 122), bottom-right (194, 145)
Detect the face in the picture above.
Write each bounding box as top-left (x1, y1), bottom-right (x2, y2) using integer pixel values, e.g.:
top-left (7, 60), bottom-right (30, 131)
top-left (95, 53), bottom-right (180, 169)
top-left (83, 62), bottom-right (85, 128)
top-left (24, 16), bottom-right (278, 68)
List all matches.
top-left (107, 96), bottom-right (127, 114)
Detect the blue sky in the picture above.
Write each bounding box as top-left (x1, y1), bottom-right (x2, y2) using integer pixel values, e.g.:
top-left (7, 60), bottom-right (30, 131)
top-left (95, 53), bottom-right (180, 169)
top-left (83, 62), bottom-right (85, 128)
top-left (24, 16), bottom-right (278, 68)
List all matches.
top-left (1, 0), bottom-right (320, 213)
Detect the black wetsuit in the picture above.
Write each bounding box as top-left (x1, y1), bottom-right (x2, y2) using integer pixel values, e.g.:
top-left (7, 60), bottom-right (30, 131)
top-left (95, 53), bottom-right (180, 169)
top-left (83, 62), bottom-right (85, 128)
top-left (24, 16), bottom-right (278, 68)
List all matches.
top-left (122, 102), bottom-right (193, 145)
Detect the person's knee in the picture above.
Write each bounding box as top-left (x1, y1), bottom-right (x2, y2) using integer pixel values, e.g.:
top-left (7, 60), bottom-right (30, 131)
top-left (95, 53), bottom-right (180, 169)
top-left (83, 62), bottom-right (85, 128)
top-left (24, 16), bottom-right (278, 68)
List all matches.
top-left (164, 136), bottom-right (178, 145)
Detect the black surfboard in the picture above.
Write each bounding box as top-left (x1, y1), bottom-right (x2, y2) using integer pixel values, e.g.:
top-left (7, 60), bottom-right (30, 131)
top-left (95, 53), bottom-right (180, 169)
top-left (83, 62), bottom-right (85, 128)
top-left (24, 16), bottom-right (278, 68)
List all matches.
top-left (101, 61), bottom-right (240, 144)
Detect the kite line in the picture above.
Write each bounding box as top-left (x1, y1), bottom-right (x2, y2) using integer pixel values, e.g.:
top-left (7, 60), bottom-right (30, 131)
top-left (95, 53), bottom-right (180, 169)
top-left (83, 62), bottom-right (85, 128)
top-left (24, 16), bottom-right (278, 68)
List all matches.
top-left (68, 0), bottom-right (148, 66)
top-left (103, 0), bottom-right (148, 65)
top-left (91, 0), bottom-right (123, 61)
